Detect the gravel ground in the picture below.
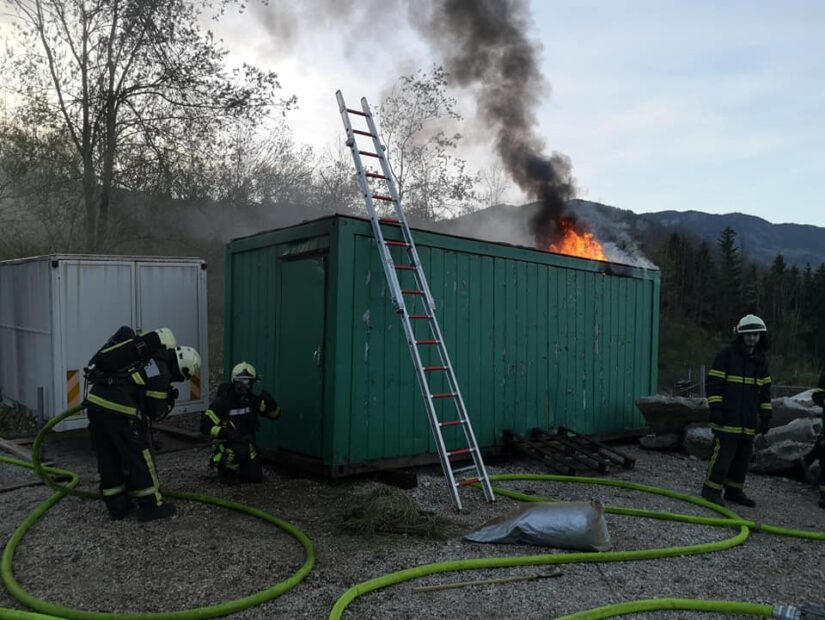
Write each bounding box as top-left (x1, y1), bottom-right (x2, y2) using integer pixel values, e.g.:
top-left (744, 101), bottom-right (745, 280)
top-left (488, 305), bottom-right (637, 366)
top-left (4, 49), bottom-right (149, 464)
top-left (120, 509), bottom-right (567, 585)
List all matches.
top-left (2, 418), bottom-right (825, 620)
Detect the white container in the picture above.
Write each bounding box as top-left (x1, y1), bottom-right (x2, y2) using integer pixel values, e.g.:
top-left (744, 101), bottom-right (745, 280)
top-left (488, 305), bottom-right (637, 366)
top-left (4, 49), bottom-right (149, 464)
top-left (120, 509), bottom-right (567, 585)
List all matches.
top-left (0, 254), bottom-right (209, 431)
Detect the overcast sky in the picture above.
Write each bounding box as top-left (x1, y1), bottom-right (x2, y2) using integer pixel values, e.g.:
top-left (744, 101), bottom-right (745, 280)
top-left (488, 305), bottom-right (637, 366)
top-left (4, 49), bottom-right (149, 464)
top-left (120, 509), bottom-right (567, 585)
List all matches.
top-left (206, 0), bottom-right (825, 227)
top-left (2, 1), bottom-right (822, 228)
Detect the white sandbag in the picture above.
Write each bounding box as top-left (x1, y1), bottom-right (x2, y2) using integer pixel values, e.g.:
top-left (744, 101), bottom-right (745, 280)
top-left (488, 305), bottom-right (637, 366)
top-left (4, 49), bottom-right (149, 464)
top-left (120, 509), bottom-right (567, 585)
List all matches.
top-left (464, 501), bottom-right (612, 552)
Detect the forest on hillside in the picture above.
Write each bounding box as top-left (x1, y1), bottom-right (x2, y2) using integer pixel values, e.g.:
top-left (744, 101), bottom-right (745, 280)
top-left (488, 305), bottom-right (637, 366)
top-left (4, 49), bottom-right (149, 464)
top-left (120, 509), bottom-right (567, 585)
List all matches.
top-left (649, 225), bottom-right (825, 391)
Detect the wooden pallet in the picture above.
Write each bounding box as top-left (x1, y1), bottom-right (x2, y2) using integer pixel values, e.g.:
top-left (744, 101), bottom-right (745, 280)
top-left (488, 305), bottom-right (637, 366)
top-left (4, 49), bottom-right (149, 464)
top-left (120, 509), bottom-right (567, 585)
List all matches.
top-left (503, 427), bottom-right (635, 476)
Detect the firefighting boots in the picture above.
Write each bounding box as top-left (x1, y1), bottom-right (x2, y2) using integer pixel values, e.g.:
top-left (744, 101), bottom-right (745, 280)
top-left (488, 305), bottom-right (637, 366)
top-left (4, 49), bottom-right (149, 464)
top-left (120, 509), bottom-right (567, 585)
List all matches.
top-left (700, 486), bottom-right (726, 507)
top-left (104, 494), bottom-right (134, 521)
top-left (724, 487), bottom-right (756, 507)
top-left (137, 502), bottom-right (176, 522)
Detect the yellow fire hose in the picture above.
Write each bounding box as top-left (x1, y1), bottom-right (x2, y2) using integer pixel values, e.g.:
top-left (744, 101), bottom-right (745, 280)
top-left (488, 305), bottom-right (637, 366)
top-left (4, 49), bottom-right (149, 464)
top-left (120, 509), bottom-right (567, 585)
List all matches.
top-left (2, 405), bottom-right (824, 618)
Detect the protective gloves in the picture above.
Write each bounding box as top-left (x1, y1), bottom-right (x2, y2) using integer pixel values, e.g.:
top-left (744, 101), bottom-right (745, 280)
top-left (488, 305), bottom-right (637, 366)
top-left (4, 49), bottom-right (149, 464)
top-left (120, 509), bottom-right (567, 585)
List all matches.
top-left (259, 390), bottom-right (281, 420)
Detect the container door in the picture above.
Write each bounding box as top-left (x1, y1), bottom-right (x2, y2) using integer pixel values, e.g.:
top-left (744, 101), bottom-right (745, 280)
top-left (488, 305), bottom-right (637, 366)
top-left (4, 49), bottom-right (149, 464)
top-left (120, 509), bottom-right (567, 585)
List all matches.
top-left (135, 261), bottom-right (206, 411)
top-left (277, 255), bottom-right (325, 458)
top-left (58, 260), bottom-right (135, 430)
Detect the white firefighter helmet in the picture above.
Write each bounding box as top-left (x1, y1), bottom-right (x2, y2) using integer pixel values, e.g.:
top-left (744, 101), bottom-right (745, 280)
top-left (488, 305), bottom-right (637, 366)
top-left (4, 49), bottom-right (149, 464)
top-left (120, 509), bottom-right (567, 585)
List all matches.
top-left (174, 346), bottom-right (201, 379)
top-left (231, 361), bottom-right (257, 383)
top-left (736, 314), bottom-right (767, 334)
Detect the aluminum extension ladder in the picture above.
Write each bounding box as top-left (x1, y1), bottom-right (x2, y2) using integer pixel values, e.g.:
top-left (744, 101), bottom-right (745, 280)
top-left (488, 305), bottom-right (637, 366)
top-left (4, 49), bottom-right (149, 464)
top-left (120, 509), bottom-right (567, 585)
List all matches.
top-left (336, 90), bottom-right (495, 511)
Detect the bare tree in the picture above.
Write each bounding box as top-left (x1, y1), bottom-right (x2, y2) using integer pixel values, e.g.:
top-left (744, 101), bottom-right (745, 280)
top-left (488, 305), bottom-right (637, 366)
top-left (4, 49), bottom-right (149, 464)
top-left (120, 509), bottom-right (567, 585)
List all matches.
top-left (3, 0), bottom-right (291, 250)
top-left (377, 66), bottom-right (476, 221)
top-left (313, 135), bottom-right (361, 214)
top-left (0, 113), bottom-right (86, 256)
top-left (478, 162), bottom-right (512, 208)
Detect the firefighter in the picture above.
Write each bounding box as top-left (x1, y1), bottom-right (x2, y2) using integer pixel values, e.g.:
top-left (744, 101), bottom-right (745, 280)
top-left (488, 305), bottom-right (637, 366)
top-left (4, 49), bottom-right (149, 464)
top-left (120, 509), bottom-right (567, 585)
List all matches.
top-left (701, 314), bottom-right (772, 507)
top-left (200, 361), bottom-right (281, 484)
top-left (808, 370), bottom-right (825, 508)
top-left (85, 326), bottom-right (201, 522)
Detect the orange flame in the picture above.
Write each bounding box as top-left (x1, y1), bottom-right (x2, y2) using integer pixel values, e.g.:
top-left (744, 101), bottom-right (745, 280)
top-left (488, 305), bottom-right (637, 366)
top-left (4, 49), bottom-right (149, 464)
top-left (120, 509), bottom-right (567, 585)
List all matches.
top-left (548, 218), bottom-right (607, 261)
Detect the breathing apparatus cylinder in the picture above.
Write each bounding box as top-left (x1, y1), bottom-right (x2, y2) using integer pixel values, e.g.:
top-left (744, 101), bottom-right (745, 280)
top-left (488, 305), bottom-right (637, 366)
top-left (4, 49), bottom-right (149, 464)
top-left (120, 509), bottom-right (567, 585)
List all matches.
top-left (86, 327), bottom-right (177, 380)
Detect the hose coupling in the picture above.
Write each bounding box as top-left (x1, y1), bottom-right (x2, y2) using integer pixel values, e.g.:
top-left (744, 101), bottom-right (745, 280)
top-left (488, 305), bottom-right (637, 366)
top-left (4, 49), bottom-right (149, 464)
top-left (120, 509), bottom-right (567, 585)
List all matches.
top-left (773, 605), bottom-right (801, 620)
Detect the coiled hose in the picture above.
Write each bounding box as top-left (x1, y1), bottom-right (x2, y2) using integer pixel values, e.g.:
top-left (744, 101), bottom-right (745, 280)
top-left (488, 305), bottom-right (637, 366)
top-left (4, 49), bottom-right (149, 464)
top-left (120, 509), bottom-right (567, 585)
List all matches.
top-left (3, 406), bottom-right (824, 618)
top-left (1, 406), bottom-right (314, 620)
top-left (329, 476), bottom-right (825, 619)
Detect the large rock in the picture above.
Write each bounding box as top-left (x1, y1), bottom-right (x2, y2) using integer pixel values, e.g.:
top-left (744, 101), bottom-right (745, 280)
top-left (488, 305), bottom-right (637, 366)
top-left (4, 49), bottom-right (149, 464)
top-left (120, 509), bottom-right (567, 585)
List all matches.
top-left (635, 396), bottom-right (708, 435)
top-left (683, 424), bottom-right (714, 460)
top-left (754, 417), bottom-right (821, 451)
top-left (751, 439), bottom-right (810, 474)
top-left (639, 433), bottom-right (682, 451)
top-left (770, 392), bottom-right (821, 428)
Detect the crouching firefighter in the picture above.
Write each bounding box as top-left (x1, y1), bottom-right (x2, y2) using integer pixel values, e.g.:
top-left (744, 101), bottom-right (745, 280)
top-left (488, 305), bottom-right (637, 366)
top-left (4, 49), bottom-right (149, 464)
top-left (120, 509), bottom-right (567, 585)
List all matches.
top-left (200, 362), bottom-right (281, 484)
top-left (84, 326), bottom-right (201, 521)
top-left (807, 370), bottom-right (825, 509)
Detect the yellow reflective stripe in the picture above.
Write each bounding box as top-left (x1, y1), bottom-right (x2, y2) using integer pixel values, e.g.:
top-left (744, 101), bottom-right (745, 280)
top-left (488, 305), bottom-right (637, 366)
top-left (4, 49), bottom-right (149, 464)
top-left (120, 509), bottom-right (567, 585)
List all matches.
top-left (762, 376), bottom-right (772, 384)
top-left (210, 426), bottom-right (222, 438)
top-left (87, 393), bottom-right (138, 415)
top-left (101, 338), bottom-right (132, 353)
top-left (724, 480), bottom-right (744, 489)
top-left (146, 390), bottom-right (167, 400)
top-left (102, 484), bottom-right (126, 497)
top-left (814, 388), bottom-right (825, 394)
top-left (708, 369), bottom-right (726, 379)
top-left (270, 406), bottom-right (281, 420)
top-left (142, 449), bottom-right (163, 507)
top-left (131, 372), bottom-right (146, 386)
top-left (727, 375), bottom-right (744, 384)
top-left (707, 396), bottom-right (723, 404)
top-left (709, 423), bottom-right (747, 434)
top-left (760, 403), bottom-right (773, 411)
top-left (130, 486), bottom-right (158, 498)
top-left (704, 438), bottom-right (722, 488)
top-left (742, 377), bottom-right (756, 385)
top-left (250, 445), bottom-right (258, 459)
top-left (205, 410), bottom-right (221, 425)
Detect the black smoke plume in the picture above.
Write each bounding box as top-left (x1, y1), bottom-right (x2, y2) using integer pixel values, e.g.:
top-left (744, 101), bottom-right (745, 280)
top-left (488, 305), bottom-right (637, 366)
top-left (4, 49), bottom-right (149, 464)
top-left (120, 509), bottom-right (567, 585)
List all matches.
top-left (409, 0), bottom-right (576, 247)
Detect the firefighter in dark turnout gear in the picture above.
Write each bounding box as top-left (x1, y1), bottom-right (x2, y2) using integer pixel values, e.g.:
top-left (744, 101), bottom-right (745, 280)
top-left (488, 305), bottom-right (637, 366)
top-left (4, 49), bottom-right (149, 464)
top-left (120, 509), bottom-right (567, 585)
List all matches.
top-left (809, 370), bottom-right (825, 508)
top-left (701, 314), bottom-right (772, 507)
top-left (200, 362), bottom-right (281, 484)
top-left (85, 326), bottom-right (201, 521)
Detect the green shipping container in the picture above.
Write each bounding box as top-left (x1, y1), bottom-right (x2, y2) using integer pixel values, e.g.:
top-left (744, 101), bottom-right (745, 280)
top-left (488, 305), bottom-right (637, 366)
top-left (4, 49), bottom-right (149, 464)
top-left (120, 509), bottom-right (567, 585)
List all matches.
top-left (224, 214), bottom-right (660, 476)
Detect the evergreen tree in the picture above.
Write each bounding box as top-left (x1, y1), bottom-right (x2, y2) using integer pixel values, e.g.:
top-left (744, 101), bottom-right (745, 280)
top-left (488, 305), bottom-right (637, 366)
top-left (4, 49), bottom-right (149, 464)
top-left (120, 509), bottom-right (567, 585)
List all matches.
top-left (716, 226), bottom-right (744, 335)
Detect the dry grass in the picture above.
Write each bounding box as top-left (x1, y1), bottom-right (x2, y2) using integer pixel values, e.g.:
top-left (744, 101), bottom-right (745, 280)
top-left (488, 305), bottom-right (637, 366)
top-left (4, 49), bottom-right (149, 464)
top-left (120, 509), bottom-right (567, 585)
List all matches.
top-left (339, 484), bottom-right (460, 539)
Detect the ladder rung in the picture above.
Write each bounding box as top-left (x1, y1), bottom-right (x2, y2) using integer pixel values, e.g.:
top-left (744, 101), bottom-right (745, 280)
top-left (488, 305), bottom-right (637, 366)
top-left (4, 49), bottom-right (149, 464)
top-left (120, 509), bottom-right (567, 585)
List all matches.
top-left (451, 465), bottom-right (477, 476)
top-left (440, 420), bottom-right (465, 427)
top-left (385, 240), bottom-right (409, 247)
top-left (416, 339), bottom-right (440, 345)
top-left (402, 289), bottom-right (424, 295)
top-left (373, 194), bottom-right (395, 202)
top-left (395, 264), bottom-right (417, 271)
top-left (448, 448), bottom-right (472, 457)
top-left (366, 172), bottom-right (387, 180)
top-left (457, 477), bottom-right (480, 488)
top-left (347, 107), bottom-right (368, 117)
top-left (408, 314), bottom-right (432, 320)
top-left (353, 129), bottom-right (374, 137)
top-left (359, 150), bottom-right (381, 158)
top-left (424, 365), bottom-right (448, 372)
top-left (431, 392), bottom-right (457, 399)
top-left (379, 217), bottom-right (400, 225)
